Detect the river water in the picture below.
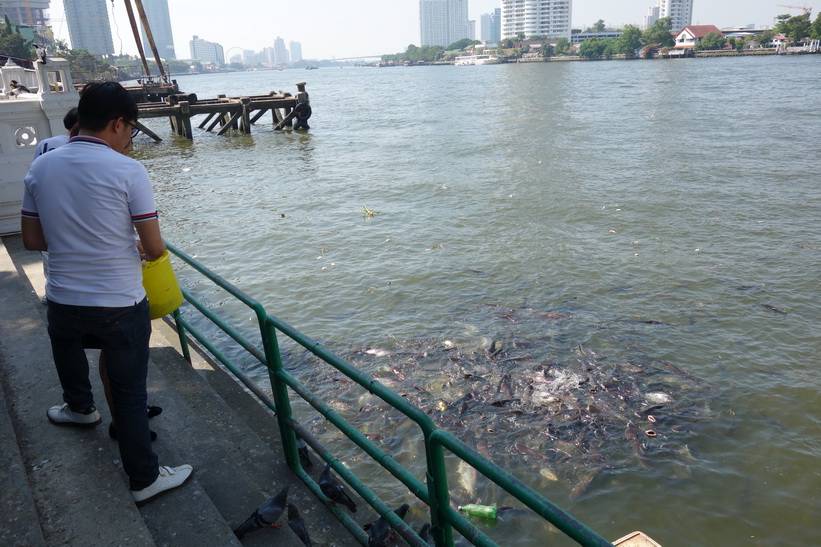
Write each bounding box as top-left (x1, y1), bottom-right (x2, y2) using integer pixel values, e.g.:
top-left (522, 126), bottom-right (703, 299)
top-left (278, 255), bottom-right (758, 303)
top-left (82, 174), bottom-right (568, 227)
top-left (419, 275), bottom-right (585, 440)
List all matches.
top-left (132, 56), bottom-right (820, 546)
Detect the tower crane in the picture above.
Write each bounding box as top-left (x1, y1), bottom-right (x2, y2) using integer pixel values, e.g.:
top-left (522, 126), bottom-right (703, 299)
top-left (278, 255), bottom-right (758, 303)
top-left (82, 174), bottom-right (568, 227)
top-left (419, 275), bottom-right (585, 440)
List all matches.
top-left (776, 4), bottom-right (812, 15)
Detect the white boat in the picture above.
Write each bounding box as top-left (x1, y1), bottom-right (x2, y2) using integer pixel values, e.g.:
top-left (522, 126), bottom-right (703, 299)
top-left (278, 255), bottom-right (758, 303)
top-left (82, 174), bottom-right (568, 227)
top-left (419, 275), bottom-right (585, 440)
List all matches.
top-left (454, 54), bottom-right (501, 66)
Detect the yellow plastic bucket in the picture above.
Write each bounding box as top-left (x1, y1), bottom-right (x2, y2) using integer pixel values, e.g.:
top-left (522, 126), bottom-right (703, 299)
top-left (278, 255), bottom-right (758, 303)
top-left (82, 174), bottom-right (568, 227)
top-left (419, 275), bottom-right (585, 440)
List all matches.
top-left (141, 250), bottom-right (183, 319)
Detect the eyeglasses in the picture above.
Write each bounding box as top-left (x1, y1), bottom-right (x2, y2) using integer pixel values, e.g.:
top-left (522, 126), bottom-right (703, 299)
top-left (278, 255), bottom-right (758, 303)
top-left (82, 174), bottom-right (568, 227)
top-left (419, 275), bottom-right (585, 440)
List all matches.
top-left (124, 120), bottom-right (140, 139)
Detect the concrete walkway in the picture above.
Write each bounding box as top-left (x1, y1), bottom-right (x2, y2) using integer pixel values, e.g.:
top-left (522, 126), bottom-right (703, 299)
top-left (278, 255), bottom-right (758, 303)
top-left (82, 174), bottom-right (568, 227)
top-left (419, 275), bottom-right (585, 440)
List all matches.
top-left (0, 235), bottom-right (355, 546)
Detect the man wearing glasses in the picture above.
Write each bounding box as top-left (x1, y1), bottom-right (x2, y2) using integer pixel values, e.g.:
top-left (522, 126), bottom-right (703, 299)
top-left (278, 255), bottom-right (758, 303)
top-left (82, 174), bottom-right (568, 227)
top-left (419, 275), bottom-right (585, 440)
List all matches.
top-left (21, 82), bottom-right (192, 504)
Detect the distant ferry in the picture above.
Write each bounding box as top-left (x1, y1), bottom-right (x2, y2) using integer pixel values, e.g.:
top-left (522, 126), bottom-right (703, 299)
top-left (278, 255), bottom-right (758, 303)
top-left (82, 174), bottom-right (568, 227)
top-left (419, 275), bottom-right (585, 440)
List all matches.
top-left (454, 54), bottom-right (501, 66)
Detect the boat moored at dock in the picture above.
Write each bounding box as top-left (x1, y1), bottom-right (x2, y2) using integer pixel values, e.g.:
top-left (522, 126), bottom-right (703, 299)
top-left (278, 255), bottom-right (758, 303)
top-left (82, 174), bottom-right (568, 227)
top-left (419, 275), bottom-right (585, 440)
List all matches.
top-left (454, 54), bottom-right (501, 66)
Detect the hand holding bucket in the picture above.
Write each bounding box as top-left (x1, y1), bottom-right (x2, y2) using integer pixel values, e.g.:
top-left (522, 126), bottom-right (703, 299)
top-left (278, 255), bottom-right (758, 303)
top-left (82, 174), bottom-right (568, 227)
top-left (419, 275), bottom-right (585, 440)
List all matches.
top-left (142, 250), bottom-right (183, 319)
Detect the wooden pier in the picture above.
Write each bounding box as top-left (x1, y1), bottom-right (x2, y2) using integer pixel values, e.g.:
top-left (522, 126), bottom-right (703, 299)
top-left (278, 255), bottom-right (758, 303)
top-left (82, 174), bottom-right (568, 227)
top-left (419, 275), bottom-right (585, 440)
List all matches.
top-left (134, 81), bottom-right (311, 141)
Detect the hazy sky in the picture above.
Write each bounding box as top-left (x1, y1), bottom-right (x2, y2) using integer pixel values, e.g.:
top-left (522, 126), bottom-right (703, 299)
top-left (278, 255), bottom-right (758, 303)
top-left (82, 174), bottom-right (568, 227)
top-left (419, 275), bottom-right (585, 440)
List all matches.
top-left (48, 0), bottom-right (816, 61)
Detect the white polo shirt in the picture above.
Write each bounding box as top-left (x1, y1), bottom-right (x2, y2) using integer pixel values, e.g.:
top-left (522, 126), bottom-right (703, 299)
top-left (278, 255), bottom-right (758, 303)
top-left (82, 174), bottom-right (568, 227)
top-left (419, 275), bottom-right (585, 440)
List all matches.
top-left (22, 136), bottom-right (159, 307)
top-left (33, 134), bottom-right (70, 159)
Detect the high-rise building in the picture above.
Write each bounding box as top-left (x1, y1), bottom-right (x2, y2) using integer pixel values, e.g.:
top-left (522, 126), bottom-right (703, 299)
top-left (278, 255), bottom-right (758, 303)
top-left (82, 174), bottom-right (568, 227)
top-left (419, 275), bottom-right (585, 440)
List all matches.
top-left (643, 3), bottom-right (661, 30)
top-left (263, 46), bottom-right (275, 66)
top-left (273, 36), bottom-right (289, 65)
top-left (0, 0), bottom-right (50, 27)
top-left (659, 0), bottom-right (693, 32)
top-left (138, 0), bottom-right (176, 59)
top-left (289, 41), bottom-right (303, 63)
top-left (189, 35), bottom-right (224, 66)
top-left (419, 0), bottom-right (470, 47)
top-left (480, 14), bottom-right (491, 41)
top-left (500, 0), bottom-right (572, 41)
top-left (63, 0), bottom-right (114, 55)
top-left (480, 8), bottom-right (502, 42)
top-left (492, 8), bottom-right (502, 42)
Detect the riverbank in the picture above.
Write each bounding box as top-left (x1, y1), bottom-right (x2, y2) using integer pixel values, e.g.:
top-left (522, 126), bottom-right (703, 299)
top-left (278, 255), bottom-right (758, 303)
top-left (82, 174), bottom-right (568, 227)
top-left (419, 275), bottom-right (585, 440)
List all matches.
top-left (378, 46), bottom-right (817, 66)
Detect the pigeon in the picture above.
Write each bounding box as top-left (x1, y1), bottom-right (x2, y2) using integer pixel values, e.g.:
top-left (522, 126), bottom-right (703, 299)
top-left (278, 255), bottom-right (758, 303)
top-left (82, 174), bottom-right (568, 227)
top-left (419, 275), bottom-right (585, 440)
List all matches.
top-left (233, 485), bottom-right (289, 539)
top-left (286, 503), bottom-right (313, 546)
top-left (319, 463), bottom-right (357, 512)
top-left (365, 503), bottom-right (410, 547)
top-left (297, 436), bottom-right (313, 471)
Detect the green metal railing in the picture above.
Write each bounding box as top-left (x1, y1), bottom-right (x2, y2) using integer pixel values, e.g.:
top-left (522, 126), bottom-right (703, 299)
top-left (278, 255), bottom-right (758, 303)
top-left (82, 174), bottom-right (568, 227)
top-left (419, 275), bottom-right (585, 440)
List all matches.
top-left (165, 242), bottom-right (613, 547)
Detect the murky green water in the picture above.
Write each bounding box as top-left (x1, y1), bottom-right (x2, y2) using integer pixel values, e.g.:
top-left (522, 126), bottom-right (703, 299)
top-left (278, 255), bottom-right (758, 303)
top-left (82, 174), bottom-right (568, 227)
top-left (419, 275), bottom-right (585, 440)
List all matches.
top-left (133, 56), bottom-right (821, 546)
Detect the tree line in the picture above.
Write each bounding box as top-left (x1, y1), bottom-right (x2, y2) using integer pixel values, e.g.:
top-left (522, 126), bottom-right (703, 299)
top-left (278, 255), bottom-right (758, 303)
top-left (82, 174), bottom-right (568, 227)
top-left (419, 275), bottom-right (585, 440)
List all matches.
top-left (558, 12), bottom-right (820, 60)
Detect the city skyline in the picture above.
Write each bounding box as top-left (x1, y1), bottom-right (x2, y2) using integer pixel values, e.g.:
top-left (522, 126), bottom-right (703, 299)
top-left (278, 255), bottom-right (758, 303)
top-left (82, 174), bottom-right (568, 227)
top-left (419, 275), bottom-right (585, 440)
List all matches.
top-left (42, 0), bottom-right (817, 60)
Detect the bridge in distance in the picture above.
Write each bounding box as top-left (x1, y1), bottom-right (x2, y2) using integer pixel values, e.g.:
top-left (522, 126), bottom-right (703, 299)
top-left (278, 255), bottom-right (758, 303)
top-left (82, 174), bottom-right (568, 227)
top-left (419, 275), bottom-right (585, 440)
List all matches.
top-left (320, 55), bottom-right (384, 62)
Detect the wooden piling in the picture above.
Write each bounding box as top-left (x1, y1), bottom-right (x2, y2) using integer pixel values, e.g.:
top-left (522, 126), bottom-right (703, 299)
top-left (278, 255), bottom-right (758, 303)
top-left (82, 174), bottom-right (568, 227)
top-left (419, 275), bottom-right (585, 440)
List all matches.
top-left (134, 120), bottom-right (163, 142)
top-left (198, 112), bottom-right (216, 129)
top-left (179, 101), bottom-right (193, 139)
top-left (274, 109), bottom-right (297, 131)
top-left (240, 98), bottom-right (251, 133)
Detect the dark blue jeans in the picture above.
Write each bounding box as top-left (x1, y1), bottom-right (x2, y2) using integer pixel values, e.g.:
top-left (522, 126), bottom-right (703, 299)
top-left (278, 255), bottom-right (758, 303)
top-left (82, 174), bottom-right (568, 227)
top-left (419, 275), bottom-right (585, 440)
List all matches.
top-left (47, 298), bottom-right (159, 490)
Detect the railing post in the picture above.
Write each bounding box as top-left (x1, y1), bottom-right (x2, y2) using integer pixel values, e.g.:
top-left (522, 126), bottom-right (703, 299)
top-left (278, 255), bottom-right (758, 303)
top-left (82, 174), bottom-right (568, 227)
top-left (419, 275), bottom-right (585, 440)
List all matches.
top-left (426, 439), bottom-right (455, 546)
top-left (262, 318), bottom-right (300, 471)
top-left (171, 308), bottom-right (191, 363)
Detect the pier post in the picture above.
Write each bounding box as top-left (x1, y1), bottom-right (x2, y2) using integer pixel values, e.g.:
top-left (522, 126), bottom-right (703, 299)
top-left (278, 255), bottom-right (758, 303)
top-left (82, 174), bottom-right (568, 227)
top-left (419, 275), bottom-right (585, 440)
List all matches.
top-left (179, 101), bottom-right (193, 139)
top-left (293, 82), bottom-right (310, 131)
top-left (240, 97), bottom-right (251, 134)
top-left (169, 112), bottom-right (178, 135)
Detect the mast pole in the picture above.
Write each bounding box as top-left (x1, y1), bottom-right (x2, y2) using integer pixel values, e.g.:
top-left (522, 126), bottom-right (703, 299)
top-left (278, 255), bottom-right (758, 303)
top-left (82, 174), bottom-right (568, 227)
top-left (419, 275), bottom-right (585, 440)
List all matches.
top-left (132, 0), bottom-right (169, 83)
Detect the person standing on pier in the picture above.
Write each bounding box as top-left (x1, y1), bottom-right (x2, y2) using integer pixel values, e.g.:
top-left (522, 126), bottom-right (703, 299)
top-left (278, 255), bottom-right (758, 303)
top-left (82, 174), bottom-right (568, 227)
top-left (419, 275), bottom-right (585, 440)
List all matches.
top-left (33, 107), bottom-right (79, 159)
top-left (20, 82), bottom-right (193, 504)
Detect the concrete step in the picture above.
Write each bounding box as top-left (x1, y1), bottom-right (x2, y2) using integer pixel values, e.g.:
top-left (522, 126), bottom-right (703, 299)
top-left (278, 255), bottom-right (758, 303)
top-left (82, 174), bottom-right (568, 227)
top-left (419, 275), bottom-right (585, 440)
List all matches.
top-left (0, 362), bottom-right (47, 547)
top-left (0, 235), bottom-right (356, 546)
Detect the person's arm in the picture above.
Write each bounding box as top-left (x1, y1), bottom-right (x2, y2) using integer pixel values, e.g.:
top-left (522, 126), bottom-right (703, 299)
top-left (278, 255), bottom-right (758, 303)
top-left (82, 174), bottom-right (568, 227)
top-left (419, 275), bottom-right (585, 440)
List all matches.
top-left (21, 217), bottom-right (48, 251)
top-left (134, 219), bottom-right (165, 261)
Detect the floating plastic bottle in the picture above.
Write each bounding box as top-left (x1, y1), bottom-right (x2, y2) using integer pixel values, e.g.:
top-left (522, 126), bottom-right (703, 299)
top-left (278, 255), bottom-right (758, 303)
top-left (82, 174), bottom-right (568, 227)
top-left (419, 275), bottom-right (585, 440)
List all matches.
top-left (458, 504), bottom-right (497, 520)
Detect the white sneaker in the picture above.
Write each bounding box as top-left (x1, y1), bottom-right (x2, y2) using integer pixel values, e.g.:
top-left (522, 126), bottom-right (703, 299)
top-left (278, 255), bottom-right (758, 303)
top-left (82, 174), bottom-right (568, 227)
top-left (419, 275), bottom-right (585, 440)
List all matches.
top-left (47, 403), bottom-right (101, 428)
top-left (131, 464), bottom-right (193, 504)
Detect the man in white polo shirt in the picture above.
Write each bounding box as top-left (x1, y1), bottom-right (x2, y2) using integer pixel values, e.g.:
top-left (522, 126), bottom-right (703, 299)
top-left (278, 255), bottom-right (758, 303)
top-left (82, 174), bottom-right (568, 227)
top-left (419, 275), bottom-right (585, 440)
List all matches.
top-left (21, 81), bottom-right (192, 504)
